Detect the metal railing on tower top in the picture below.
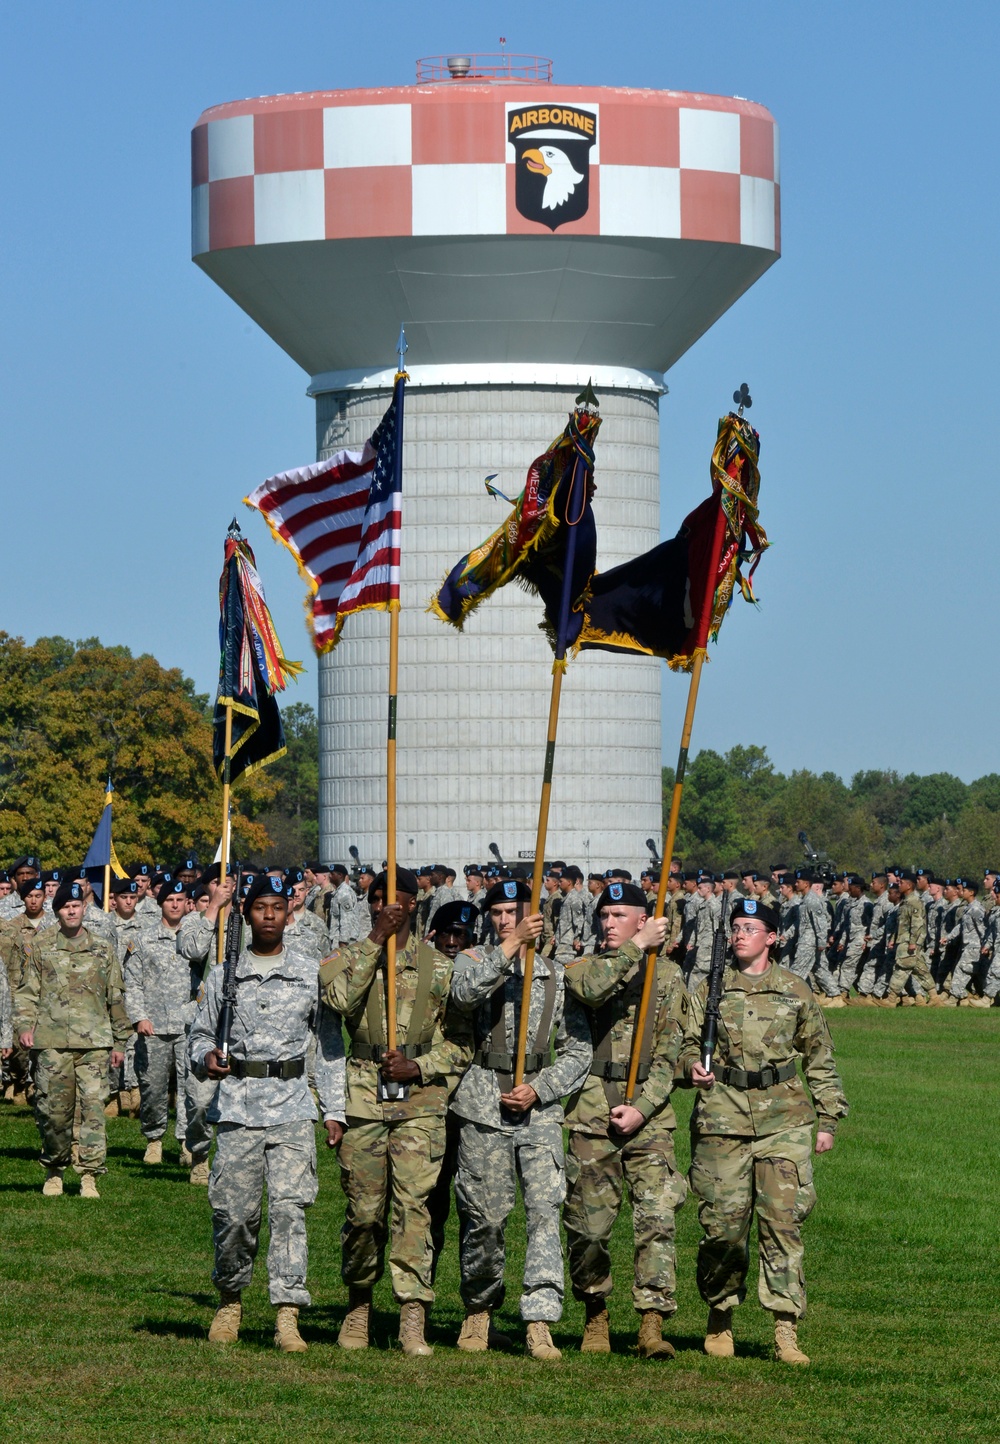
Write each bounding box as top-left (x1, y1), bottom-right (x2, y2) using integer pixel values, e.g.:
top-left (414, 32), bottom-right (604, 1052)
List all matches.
top-left (416, 54), bottom-right (553, 83)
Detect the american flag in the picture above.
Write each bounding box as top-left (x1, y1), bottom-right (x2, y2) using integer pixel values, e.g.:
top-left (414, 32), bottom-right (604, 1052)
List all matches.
top-left (245, 391), bottom-right (401, 653)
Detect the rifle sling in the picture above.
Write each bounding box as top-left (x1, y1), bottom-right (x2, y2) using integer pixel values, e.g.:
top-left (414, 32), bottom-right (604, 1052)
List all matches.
top-left (362, 941), bottom-right (438, 1054)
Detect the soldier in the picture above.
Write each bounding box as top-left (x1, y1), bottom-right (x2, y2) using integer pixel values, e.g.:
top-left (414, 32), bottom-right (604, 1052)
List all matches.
top-left (305, 862), bottom-right (334, 919)
top-left (415, 867), bottom-right (435, 938)
top-left (0, 855), bottom-right (41, 920)
top-left (683, 897), bottom-right (848, 1365)
top-left (978, 879), bottom-right (1000, 1005)
top-left (719, 872), bottom-right (742, 939)
top-left (188, 874), bottom-right (345, 1352)
top-left (14, 878), bottom-right (129, 1198)
top-left (562, 881), bottom-right (687, 1359)
top-left (684, 873), bottom-right (719, 991)
top-left (449, 879), bottom-right (592, 1360)
top-left (325, 864), bottom-right (360, 945)
top-left (540, 869), bottom-right (562, 956)
top-left (130, 863), bottom-right (159, 922)
top-left (792, 872), bottom-right (843, 1006)
top-left (941, 880), bottom-right (987, 1006)
top-left (854, 872), bottom-right (890, 1003)
top-left (776, 877), bottom-right (799, 970)
top-left (882, 871), bottom-right (934, 1005)
top-left (0, 958), bottom-right (12, 1068)
top-left (106, 877), bottom-right (145, 1118)
top-left (924, 877), bottom-right (947, 991)
top-left (320, 867), bottom-right (471, 1357)
top-left (354, 864), bottom-right (376, 938)
top-left (283, 868), bottom-right (331, 961)
top-left (938, 879), bottom-right (966, 992)
top-left (832, 876), bottom-right (870, 998)
top-left (125, 878), bottom-right (201, 1165)
top-left (552, 866), bottom-right (587, 964)
top-left (425, 864), bottom-right (461, 935)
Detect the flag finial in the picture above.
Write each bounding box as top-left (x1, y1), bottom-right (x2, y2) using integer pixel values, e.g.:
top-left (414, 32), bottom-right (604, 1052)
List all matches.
top-left (397, 326), bottom-right (408, 374)
top-left (733, 382), bottom-right (752, 417)
top-left (227, 516), bottom-right (242, 539)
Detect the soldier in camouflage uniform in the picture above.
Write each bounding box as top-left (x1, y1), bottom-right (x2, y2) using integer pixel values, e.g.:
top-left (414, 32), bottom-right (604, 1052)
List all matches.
top-left (449, 879), bottom-right (592, 1361)
top-left (14, 879), bottom-right (129, 1198)
top-left (883, 872), bottom-right (935, 1005)
top-left (552, 867), bottom-right (587, 964)
top-left (320, 867), bottom-right (472, 1358)
top-left (978, 878), bottom-right (1000, 1005)
top-left (941, 880), bottom-right (988, 1006)
top-left (831, 877), bottom-right (870, 998)
top-left (563, 881), bottom-right (688, 1359)
top-left (284, 869), bottom-right (332, 961)
top-left (125, 878), bottom-right (202, 1164)
top-left (540, 870), bottom-right (562, 956)
top-left (2, 878), bottom-right (52, 1104)
top-left (792, 872), bottom-right (843, 1005)
top-left (683, 897), bottom-right (848, 1366)
top-left (923, 878), bottom-right (947, 992)
top-left (327, 864), bottom-right (360, 945)
top-left (189, 873), bottom-right (345, 1353)
top-left (106, 877), bottom-right (145, 1117)
top-left (854, 873), bottom-right (889, 1002)
top-left (776, 878), bottom-right (799, 970)
top-left (684, 875), bottom-right (719, 991)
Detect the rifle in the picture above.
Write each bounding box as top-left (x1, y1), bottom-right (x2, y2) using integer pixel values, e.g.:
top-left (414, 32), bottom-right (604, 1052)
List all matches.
top-left (699, 922), bottom-right (729, 1073)
top-left (215, 866), bottom-right (244, 1067)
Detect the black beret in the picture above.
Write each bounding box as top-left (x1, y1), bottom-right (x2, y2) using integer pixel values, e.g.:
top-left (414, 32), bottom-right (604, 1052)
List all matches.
top-left (128, 862), bottom-right (152, 878)
top-left (769, 863), bottom-right (788, 872)
top-left (898, 870), bottom-right (916, 883)
top-left (466, 867), bottom-right (483, 879)
top-left (961, 879), bottom-right (979, 894)
top-left (795, 869), bottom-right (818, 884)
top-left (848, 875), bottom-right (866, 888)
top-left (723, 870), bottom-right (740, 881)
top-left (433, 900), bottom-right (478, 935)
top-left (110, 878), bottom-right (138, 896)
top-left (484, 879), bottom-right (531, 908)
top-left (10, 855), bottom-right (39, 873)
top-left (284, 868), bottom-right (305, 885)
top-left (730, 896), bottom-right (780, 932)
top-left (562, 865), bottom-right (583, 883)
top-left (175, 857), bottom-right (198, 872)
top-left (370, 867), bottom-right (420, 899)
top-left (157, 879), bottom-right (188, 906)
top-left (190, 881), bottom-right (210, 903)
top-left (53, 879), bottom-right (85, 912)
top-left (741, 867), bottom-right (759, 880)
top-left (243, 873), bottom-right (289, 909)
top-left (18, 878), bottom-right (44, 899)
top-left (596, 881), bottom-right (647, 911)
top-left (985, 866), bottom-right (999, 876)
top-left (307, 861), bottom-right (331, 874)
top-left (331, 863), bottom-right (349, 877)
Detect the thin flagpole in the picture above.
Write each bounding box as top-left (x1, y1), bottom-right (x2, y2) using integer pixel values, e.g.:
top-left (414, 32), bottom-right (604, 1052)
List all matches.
top-left (624, 491), bottom-right (729, 1103)
top-left (216, 704), bottom-right (234, 968)
top-left (384, 341), bottom-right (406, 1054)
top-left (103, 779), bottom-right (113, 911)
top-left (513, 446), bottom-right (587, 1086)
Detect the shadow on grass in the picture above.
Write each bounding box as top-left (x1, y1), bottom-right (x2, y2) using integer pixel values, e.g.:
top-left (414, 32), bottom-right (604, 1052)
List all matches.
top-left (1, 1146), bottom-right (39, 1160)
top-left (135, 1318), bottom-right (205, 1341)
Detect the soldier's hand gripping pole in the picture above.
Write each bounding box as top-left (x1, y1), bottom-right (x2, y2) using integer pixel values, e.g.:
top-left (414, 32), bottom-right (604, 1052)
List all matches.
top-left (215, 865), bottom-right (244, 1067)
top-left (700, 922), bottom-right (728, 1074)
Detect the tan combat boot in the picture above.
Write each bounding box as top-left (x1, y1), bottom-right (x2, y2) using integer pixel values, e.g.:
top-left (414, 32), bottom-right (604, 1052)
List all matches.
top-left (104, 1093), bottom-right (121, 1118)
top-left (179, 1146), bottom-right (193, 1168)
top-left (337, 1287), bottom-right (371, 1350)
top-left (821, 995), bottom-right (846, 1009)
top-left (190, 1160), bottom-right (210, 1186)
top-left (399, 1300), bottom-right (433, 1357)
top-left (208, 1290), bottom-right (242, 1343)
top-left (143, 1139), bottom-right (162, 1165)
top-left (773, 1312), bottom-right (809, 1365)
top-left (456, 1309), bottom-right (490, 1352)
top-left (637, 1310), bottom-right (675, 1359)
top-left (79, 1173), bottom-right (100, 1199)
top-left (580, 1298), bottom-right (611, 1354)
top-left (274, 1305), bottom-right (308, 1353)
top-left (704, 1306), bottom-right (734, 1357)
top-left (526, 1321), bottom-right (561, 1361)
top-left (42, 1169), bottom-right (64, 1197)
top-left (126, 1088), bottom-right (142, 1117)
top-left (12, 1089), bottom-right (29, 1107)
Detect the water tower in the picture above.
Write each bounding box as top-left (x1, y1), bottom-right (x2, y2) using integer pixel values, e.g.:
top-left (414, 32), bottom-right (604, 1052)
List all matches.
top-left (191, 56), bottom-right (779, 871)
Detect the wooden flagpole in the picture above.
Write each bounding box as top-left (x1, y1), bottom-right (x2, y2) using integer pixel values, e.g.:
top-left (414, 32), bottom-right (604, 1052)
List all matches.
top-left (216, 704), bottom-right (233, 968)
top-left (384, 331), bottom-right (407, 1055)
top-left (624, 493), bottom-right (729, 1103)
top-left (513, 443), bottom-right (588, 1087)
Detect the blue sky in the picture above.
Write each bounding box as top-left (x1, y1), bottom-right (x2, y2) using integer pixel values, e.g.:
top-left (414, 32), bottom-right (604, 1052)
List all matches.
top-left (2, 1), bottom-right (996, 781)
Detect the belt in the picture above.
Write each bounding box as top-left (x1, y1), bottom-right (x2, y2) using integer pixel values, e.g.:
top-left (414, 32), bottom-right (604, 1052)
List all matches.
top-left (590, 1060), bottom-right (650, 1084)
top-left (227, 1057), bottom-right (305, 1080)
top-left (718, 1061), bottom-right (797, 1090)
top-left (473, 1049), bottom-right (547, 1075)
top-left (352, 1041), bottom-right (431, 1063)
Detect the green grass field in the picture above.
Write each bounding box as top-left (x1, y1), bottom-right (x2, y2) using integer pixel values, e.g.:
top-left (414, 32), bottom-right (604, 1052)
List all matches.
top-left (2, 1010), bottom-right (998, 1444)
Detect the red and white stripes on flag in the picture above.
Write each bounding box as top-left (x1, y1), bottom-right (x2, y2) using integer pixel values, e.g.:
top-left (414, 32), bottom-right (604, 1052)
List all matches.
top-left (244, 394), bottom-right (401, 653)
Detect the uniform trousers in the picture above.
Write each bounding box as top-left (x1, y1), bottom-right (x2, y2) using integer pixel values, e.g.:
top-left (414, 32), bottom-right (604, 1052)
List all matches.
top-left (948, 947), bottom-right (988, 1000)
top-left (888, 948), bottom-right (935, 998)
top-left (339, 1115), bottom-right (446, 1304)
top-left (689, 1124), bottom-right (816, 1318)
top-left (209, 1118), bottom-right (317, 1306)
top-left (135, 1032), bottom-right (188, 1142)
top-left (33, 1048), bottom-right (108, 1173)
top-left (454, 1113), bottom-right (566, 1322)
top-left (564, 1122), bottom-right (687, 1314)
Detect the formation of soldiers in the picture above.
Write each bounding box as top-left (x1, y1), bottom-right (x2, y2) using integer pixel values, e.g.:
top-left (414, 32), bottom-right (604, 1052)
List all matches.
top-left (1, 847), bottom-right (860, 1364)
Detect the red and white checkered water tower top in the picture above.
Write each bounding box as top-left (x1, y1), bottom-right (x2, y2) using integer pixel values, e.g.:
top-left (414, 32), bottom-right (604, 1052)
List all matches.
top-left (191, 57), bottom-right (779, 392)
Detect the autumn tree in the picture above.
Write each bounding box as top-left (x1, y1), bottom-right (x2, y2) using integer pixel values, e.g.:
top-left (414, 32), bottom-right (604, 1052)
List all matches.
top-left (0, 634), bottom-right (275, 865)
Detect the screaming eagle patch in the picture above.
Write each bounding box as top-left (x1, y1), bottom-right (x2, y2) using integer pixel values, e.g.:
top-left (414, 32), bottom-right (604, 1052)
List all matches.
top-left (507, 103), bottom-right (597, 230)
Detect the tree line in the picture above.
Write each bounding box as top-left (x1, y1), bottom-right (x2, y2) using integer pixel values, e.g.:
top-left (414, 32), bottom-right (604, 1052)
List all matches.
top-left (664, 745), bottom-right (1000, 877)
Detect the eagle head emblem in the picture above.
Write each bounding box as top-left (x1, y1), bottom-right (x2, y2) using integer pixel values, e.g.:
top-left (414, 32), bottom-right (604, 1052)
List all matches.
top-left (508, 104), bottom-right (597, 231)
